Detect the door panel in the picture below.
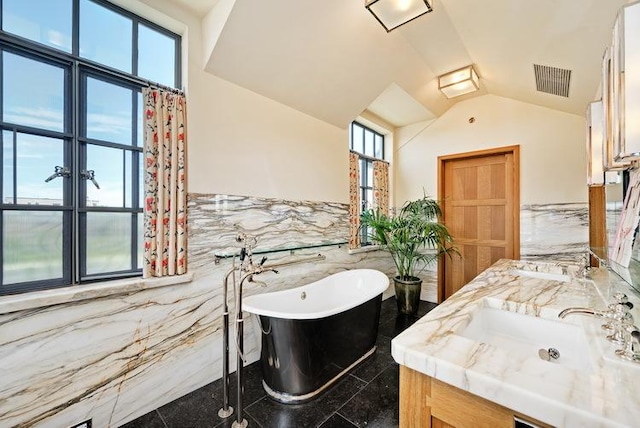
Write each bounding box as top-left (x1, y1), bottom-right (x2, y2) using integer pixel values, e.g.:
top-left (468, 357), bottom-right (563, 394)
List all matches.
top-left (439, 147), bottom-right (519, 300)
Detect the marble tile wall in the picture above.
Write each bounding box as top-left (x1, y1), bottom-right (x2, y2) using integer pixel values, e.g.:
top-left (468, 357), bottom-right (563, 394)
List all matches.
top-left (0, 196), bottom-right (586, 427)
top-left (520, 203), bottom-right (589, 262)
top-left (0, 194), bottom-right (396, 427)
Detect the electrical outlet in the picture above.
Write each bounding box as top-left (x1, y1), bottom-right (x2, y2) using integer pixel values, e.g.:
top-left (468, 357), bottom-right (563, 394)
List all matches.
top-left (69, 420), bottom-right (92, 428)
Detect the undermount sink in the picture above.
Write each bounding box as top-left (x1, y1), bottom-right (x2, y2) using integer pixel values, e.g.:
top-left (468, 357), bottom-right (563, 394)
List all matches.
top-left (511, 269), bottom-right (571, 283)
top-left (458, 304), bottom-right (593, 371)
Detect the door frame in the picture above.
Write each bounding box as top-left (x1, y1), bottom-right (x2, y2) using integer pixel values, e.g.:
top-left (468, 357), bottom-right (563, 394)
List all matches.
top-left (437, 145), bottom-right (521, 303)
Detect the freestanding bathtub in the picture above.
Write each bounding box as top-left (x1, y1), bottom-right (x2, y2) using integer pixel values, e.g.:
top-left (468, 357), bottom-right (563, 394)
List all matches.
top-left (243, 269), bottom-right (389, 404)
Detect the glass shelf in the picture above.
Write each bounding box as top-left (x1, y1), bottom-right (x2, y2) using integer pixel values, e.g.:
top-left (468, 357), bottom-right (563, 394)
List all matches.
top-left (213, 241), bottom-right (347, 262)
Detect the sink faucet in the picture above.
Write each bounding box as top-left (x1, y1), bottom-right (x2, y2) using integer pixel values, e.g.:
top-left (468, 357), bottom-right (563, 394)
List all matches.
top-left (558, 307), bottom-right (612, 319)
top-left (576, 252), bottom-right (591, 279)
top-left (559, 293), bottom-right (637, 363)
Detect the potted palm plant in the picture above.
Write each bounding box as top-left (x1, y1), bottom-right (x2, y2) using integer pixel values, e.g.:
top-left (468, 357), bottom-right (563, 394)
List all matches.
top-left (360, 195), bottom-right (457, 316)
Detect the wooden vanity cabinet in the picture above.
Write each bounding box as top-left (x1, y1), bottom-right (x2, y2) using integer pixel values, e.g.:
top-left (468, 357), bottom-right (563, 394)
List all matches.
top-left (399, 366), bottom-right (553, 428)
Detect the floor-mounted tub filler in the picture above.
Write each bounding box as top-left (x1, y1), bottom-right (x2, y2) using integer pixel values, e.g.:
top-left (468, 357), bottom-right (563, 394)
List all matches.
top-left (243, 269), bottom-right (390, 404)
top-left (218, 234), bottom-right (328, 428)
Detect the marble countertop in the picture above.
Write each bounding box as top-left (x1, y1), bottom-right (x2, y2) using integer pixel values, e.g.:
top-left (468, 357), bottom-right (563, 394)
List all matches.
top-left (391, 259), bottom-right (640, 428)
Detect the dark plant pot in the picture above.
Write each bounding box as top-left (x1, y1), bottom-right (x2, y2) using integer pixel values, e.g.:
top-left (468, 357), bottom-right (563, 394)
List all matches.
top-left (393, 276), bottom-right (422, 316)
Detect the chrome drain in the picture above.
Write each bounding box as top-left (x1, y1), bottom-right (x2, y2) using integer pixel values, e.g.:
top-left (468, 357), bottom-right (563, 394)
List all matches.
top-left (538, 347), bottom-right (560, 361)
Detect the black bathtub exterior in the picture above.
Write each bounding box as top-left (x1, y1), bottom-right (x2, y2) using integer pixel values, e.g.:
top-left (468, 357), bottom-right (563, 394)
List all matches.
top-left (257, 293), bottom-right (383, 404)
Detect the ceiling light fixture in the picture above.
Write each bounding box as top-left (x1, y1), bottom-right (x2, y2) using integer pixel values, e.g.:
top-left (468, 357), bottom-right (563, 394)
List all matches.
top-left (365, 0), bottom-right (433, 32)
top-left (438, 65), bottom-right (480, 98)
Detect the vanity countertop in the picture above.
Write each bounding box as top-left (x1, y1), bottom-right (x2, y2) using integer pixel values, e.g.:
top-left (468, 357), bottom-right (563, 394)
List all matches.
top-left (391, 259), bottom-right (640, 428)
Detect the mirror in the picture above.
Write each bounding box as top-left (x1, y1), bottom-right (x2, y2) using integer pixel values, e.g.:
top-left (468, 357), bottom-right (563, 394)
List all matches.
top-left (605, 178), bottom-right (640, 295)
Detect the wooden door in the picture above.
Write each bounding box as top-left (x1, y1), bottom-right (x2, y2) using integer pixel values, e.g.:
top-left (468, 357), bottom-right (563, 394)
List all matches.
top-left (438, 146), bottom-right (520, 301)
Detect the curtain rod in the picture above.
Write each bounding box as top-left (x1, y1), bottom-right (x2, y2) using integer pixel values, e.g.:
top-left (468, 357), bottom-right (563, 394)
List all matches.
top-left (147, 84), bottom-right (185, 96)
top-left (349, 150), bottom-right (389, 164)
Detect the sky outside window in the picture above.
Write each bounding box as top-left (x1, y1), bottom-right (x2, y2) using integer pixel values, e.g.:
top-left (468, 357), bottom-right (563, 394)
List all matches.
top-left (138, 24), bottom-right (176, 87)
top-left (86, 77), bottom-right (133, 144)
top-left (2, 52), bottom-right (65, 132)
top-left (80, 0), bottom-right (132, 73)
top-left (2, 0), bottom-right (72, 52)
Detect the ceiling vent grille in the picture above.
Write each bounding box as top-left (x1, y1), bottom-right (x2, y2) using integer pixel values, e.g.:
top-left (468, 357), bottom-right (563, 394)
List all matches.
top-left (534, 64), bottom-right (571, 97)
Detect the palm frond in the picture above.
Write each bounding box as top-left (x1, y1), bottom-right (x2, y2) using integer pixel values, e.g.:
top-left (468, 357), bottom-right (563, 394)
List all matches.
top-left (360, 195), bottom-right (458, 279)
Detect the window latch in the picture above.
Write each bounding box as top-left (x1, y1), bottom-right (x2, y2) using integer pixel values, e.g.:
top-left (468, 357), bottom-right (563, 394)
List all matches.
top-left (81, 170), bottom-right (100, 189)
top-left (44, 166), bottom-right (71, 182)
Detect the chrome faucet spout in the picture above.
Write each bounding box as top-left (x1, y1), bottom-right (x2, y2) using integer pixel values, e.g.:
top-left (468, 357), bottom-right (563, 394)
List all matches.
top-left (558, 307), bottom-right (608, 319)
top-left (558, 307), bottom-right (611, 319)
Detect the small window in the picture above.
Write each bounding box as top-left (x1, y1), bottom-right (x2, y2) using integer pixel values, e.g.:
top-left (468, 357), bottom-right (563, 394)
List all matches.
top-left (350, 122), bottom-right (385, 245)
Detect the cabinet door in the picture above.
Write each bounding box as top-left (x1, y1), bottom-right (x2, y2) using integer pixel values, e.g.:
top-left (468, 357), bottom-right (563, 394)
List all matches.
top-left (619, 3), bottom-right (640, 158)
top-left (611, 15), bottom-right (623, 161)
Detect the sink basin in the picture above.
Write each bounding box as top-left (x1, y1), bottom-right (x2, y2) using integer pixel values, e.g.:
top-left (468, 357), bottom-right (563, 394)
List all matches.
top-left (511, 269), bottom-right (571, 283)
top-left (458, 305), bottom-right (592, 371)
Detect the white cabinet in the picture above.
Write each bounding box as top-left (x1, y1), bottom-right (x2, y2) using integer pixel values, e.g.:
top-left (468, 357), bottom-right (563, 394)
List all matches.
top-left (587, 100), bottom-right (605, 186)
top-left (609, 2), bottom-right (640, 162)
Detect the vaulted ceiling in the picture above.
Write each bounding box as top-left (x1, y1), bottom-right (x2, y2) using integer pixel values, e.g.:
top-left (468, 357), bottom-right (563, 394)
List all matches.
top-left (177, 0), bottom-right (629, 129)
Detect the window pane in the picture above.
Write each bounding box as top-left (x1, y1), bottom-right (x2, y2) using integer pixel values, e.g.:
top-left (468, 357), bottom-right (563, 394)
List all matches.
top-left (137, 91), bottom-right (143, 147)
top-left (17, 134), bottom-right (65, 203)
top-left (352, 124), bottom-right (363, 153)
top-left (86, 145), bottom-right (123, 207)
top-left (137, 213), bottom-right (143, 269)
top-left (375, 135), bottom-right (384, 159)
top-left (3, 210), bottom-right (63, 284)
top-left (86, 77), bottom-right (132, 144)
top-left (2, 0), bottom-right (72, 52)
top-left (79, 0), bottom-right (132, 73)
top-left (2, 52), bottom-right (65, 132)
top-left (367, 160), bottom-right (373, 186)
top-left (2, 131), bottom-right (14, 203)
top-left (138, 24), bottom-right (176, 87)
top-left (139, 154), bottom-right (144, 208)
top-left (364, 131), bottom-right (374, 157)
top-left (86, 212), bottom-right (131, 275)
top-left (124, 151), bottom-right (132, 208)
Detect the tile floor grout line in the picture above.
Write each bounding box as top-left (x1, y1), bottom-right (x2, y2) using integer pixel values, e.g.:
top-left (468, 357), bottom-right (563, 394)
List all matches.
top-left (336, 409), bottom-right (361, 428)
top-left (349, 360), bottom-right (395, 385)
top-left (335, 362), bottom-right (399, 426)
top-left (154, 409), bottom-right (169, 428)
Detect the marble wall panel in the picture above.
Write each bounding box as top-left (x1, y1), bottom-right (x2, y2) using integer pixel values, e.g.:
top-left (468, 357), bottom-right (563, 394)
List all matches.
top-left (0, 195), bottom-right (586, 427)
top-left (520, 203), bottom-right (589, 262)
top-left (0, 194), bottom-right (396, 427)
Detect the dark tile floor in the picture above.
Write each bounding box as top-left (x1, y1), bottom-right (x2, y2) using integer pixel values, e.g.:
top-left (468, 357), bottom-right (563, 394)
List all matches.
top-left (122, 298), bottom-right (437, 428)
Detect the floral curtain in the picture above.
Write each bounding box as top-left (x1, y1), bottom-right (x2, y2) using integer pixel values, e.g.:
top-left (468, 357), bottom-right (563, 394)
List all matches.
top-left (373, 160), bottom-right (389, 215)
top-left (142, 87), bottom-right (187, 278)
top-left (349, 152), bottom-right (361, 249)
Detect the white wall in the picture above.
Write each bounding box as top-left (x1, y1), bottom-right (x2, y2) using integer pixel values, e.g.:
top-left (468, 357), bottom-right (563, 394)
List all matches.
top-left (394, 94), bottom-right (587, 206)
top-left (187, 73), bottom-right (348, 202)
top-left (113, 0), bottom-right (350, 204)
